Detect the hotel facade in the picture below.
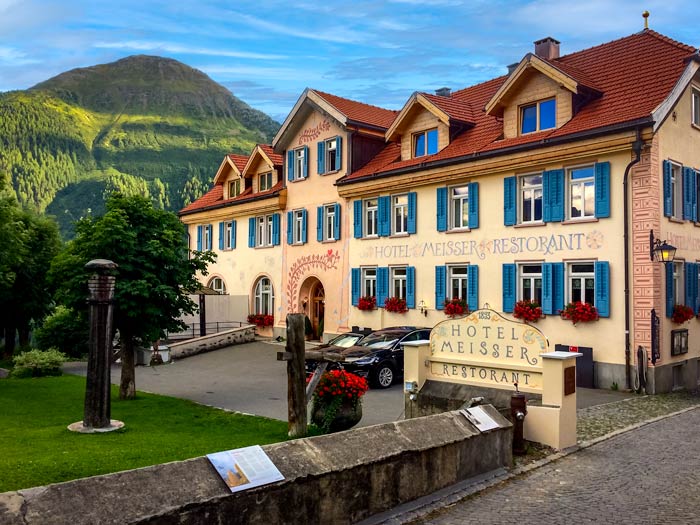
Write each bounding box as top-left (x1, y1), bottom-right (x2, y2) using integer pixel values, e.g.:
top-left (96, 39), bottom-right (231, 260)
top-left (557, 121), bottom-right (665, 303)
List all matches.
top-left (180, 29), bottom-right (700, 393)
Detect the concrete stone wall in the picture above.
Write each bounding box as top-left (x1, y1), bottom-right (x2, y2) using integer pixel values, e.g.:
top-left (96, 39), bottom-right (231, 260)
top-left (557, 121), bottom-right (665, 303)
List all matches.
top-left (0, 408), bottom-right (512, 525)
top-left (168, 326), bottom-right (255, 359)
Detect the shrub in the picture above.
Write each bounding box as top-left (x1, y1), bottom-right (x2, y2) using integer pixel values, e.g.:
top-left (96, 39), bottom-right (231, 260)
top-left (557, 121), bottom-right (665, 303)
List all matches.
top-left (34, 306), bottom-right (89, 359)
top-left (11, 349), bottom-right (67, 378)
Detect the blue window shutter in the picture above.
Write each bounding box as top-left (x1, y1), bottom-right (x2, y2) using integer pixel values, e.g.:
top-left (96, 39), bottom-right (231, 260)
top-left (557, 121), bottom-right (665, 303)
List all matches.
top-left (317, 141), bottom-right (326, 175)
top-left (549, 169), bottom-right (565, 221)
top-left (351, 268), bottom-right (360, 306)
top-left (683, 167), bottom-right (693, 220)
top-left (594, 162), bottom-right (611, 218)
top-left (287, 150), bottom-right (294, 182)
top-left (378, 196), bottom-right (390, 236)
top-left (696, 170), bottom-right (700, 222)
top-left (287, 211), bottom-right (293, 244)
top-left (219, 222), bottom-right (224, 250)
top-left (272, 214), bottom-right (280, 246)
top-left (302, 145), bottom-right (309, 178)
top-left (541, 263), bottom-right (553, 315)
top-left (301, 209), bottom-right (307, 244)
top-left (467, 265), bottom-right (479, 312)
top-left (336, 136), bottom-right (342, 170)
top-left (685, 262), bottom-right (695, 312)
top-left (334, 203), bottom-right (341, 240)
top-left (542, 171), bottom-right (551, 222)
top-left (553, 262), bottom-right (565, 313)
top-left (468, 182), bottom-right (479, 229)
top-left (231, 220), bottom-right (236, 249)
top-left (377, 267), bottom-right (389, 307)
top-left (595, 261), bottom-right (610, 318)
top-left (353, 200), bottom-right (363, 238)
top-left (663, 160), bottom-right (672, 217)
top-left (692, 263), bottom-right (700, 314)
top-left (504, 176), bottom-right (517, 226)
top-left (665, 260), bottom-right (674, 317)
top-left (316, 206), bottom-right (323, 242)
top-left (407, 192), bottom-right (417, 234)
top-left (502, 264), bottom-right (516, 313)
top-left (248, 218), bottom-right (255, 247)
top-left (436, 187), bottom-right (447, 232)
top-left (196, 225), bottom-right (203, 251)
top-left (406, 266), bottom-right (416, 309)
top-left (435, 266), bottom-right (446, 311)
top-left (207, 225), bottom-right (213, 250)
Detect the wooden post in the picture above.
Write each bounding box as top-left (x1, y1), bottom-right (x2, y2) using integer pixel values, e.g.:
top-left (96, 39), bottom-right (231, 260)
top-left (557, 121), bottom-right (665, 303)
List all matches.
top-left (286, 313), bottom-right (307, 438)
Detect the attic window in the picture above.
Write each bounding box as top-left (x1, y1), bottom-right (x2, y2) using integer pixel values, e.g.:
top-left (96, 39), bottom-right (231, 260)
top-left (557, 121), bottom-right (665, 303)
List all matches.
top-left (413, 129), bottom-right (438, 157)
top-left (521, 99), bottom-right (556, 134)
top-left (259, 172), bottom-right (273, 191)
top-left (692, 88), bottom-right (700, 127)
top-left (228, 179), bottom-right (241, 198)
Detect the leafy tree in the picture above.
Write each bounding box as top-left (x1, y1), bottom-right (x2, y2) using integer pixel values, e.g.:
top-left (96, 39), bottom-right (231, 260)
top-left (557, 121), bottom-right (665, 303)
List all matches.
top-left (50, 193), bottom-right (214, 399)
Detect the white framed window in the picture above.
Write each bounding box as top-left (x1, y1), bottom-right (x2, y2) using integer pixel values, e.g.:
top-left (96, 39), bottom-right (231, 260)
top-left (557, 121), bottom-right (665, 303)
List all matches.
top-left (362, 267), bottom-right (377, 298)
top-left (520, 98), bottom-right (556, 134)
top-left (228, 179), bottom-right (241, 199)
top-left (259, 172), bottom-right (273, 191)
top-left (568, 165), bottom-right (595, 219)
top-left (568, 262), bottom-right (595, 305)
top-left (518, 264), bottom-right (542, 304)
top-left (323, 204), bottom-right (336, 241)
top-left (448, 265), bottom-right (468, 301)
top-left (364, 198), bottom-right (378, 237)
top-left (450, 185), bottom-right (469, 230)
top-left (391, 266), bottom-right (407, 300)
top-left (326, 137), bottom-right (338, 172)
top-left (674, 261), bottom-right (685, 305)
top-left (293, 210), bottom-right (304, 245)
top-left (392, 194), bottom-right (408, 235)
top-left (520, 174), bottom-right (543, 223)
top-left (204, 224), bottom-right (211, 250)
top-left (413, 129), bottom-right (438, 157)
top-left (671, 162), bottom-right (683, 220)
top-left (254, 277), bottom-right (274, 315)
top-left (692, 88), bottom-right (700, 127)
top-left (208, 276), bottom-right (227, 295)
top-left (224, 221), bottom-right (233, 250)
top-left (294, 148), bottom-right (306, 181)
top-left (256, 215), bottom-right (273, 247)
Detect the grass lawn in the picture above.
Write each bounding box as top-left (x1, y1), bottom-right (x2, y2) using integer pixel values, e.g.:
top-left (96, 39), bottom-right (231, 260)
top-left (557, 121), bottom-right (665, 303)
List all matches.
top-left (0, 374), bottom-right (290, 493)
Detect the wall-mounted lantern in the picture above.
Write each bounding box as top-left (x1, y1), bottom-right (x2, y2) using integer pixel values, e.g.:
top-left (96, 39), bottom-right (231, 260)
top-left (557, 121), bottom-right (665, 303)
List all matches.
top-left (650, 230), bottom-right (676, 264)
top-left (418, 300), bottom-right (428, 317)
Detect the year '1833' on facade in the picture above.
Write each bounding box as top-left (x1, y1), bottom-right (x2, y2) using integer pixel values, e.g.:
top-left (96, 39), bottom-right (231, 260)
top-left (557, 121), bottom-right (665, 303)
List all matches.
top-left (179, 29), bottom-right (700, 394)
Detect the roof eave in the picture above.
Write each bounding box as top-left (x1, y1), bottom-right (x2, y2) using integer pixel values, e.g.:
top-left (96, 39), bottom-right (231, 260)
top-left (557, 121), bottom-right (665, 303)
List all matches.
top-left (178, 189), bottom-right (283, 217)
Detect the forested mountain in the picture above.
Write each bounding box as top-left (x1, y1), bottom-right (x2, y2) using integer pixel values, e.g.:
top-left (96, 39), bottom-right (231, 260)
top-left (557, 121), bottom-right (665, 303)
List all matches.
top-left (0, 55), bottom-right (280, 237)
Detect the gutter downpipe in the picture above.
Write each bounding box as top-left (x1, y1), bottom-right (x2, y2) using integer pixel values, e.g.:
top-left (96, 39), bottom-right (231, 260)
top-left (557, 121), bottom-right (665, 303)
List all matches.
top-left (623, 128), bottom-right (645, 390)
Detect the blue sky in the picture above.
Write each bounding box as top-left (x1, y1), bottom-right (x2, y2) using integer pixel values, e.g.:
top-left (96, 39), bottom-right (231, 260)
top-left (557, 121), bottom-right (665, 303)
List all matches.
top-left (1, 0), bottom-right (698, 122)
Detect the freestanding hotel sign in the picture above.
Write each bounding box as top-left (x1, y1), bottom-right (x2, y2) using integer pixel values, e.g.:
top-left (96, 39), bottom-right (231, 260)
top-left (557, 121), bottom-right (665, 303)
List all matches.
top-left (404, 308), bottom-right (581, 450)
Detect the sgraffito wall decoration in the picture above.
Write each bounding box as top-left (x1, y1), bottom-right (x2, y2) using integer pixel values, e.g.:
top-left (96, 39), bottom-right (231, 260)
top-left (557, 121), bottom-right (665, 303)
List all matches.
top-left (286, 249), bottom-right (341, 313)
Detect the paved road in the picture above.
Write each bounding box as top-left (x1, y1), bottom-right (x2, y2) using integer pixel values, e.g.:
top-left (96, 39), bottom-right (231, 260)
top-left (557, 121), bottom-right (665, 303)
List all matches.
top-left (63, 340), bottom-right (632, 428)
top-left (410, 407), bottom-right (700, 525)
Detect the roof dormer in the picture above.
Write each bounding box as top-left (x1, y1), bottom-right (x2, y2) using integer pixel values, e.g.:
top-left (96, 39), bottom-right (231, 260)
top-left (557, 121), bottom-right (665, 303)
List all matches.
top-left (242, 144), bottom-right (283, 194)
top-left (386, 91), bottom-right (474, 162)
top-left (485, 39), bottom-right (602, 139)
top-left (213, 154), bottom-right (248, 200)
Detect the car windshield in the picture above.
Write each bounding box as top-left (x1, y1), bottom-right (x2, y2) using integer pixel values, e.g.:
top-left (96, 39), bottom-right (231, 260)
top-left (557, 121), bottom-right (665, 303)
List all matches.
top-left (358, 332), bottom-right (402, 349)
top-left (328, 333), bottom-right (363, 348)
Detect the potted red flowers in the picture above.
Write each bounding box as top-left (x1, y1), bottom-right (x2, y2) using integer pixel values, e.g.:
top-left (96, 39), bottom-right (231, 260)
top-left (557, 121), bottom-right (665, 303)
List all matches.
top-left (671, 304), bottom-right (694, 324)
top-left (357, 295), bottom-right (376, 311)
top-left (384, 296), bottom-right (408, 313)
top-left (309, 370), bottom-right (369, 433)
top-left (247, 314), bottom-right (274, 327)
top-left (513, 300), bottom-right (542, 323)
top-left (560, 301), bottom-right (598, 325)
top-left (443, 297), bottom-right (468, 317)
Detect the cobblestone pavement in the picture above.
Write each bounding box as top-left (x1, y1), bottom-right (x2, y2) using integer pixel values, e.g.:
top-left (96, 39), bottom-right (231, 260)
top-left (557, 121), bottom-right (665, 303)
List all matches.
top-left (405, 396), bottom-right (700, 525)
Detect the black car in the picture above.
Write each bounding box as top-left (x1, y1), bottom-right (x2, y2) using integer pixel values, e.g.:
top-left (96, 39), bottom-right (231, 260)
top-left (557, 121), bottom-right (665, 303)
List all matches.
top-left (304, 331), bottom-right (369, 374)
top-left (339, 327), bottom-right (431, 389)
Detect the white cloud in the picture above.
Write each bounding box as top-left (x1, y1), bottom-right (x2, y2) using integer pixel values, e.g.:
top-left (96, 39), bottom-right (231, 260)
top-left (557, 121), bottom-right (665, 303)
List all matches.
top-left (0, 46), bottom-right (39, 65)
top-left (93, 40), bottom-right (286, 60)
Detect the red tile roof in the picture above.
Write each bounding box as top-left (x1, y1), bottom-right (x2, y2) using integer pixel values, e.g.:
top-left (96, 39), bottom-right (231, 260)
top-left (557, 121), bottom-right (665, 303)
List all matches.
top-left (179, 179), bottom-right (284, 216)
top-left (227, 154), bottom-right (249, 172)
top-left (313, 89), bottom-right (398, 129)
top-left (258, 144), bottom-right (283, 166)
top-left (341, 30), bottom-right (697, 183)
top-left (421, 93), bottom-right (475, 124)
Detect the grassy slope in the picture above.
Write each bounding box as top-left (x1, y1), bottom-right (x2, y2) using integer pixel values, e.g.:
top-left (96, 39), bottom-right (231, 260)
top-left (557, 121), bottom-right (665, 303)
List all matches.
top-left (0, 375), bottom-right (289, 492)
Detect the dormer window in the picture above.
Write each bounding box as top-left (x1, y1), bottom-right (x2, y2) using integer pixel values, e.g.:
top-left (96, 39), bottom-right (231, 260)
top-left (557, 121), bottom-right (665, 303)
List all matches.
top-left (521, 99), bottom-right (556, 134)
top-left (259, 172), bottom-right (273, 191)
top-left (413, 129), bottom-right (438, 158)
top-left (228, 179), bottom-right (241, 199)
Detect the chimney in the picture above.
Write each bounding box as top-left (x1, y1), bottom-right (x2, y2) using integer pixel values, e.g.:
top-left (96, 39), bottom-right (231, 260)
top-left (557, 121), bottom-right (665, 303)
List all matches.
top-left (507, 62), bottom-right (519, 75)
top-left (534, 37), bottom-right (560, 60)
top-left (435, 87), bottom-right (451, 97)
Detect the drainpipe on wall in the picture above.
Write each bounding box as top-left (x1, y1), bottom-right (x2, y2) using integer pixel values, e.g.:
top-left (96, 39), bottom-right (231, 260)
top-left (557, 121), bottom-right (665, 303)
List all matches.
top-left (623, 129), bottom-right (645, 390)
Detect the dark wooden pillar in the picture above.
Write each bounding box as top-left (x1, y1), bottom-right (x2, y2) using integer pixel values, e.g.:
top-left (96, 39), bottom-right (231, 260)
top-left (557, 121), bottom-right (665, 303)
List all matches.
top-left (199, 294), bottom-right (206, 336)
top-left (286, 314), bottom-right (307, 438)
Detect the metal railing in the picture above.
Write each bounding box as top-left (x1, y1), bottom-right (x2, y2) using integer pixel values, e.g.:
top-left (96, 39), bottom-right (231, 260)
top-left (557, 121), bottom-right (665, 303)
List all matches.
top-left (166, 321), bottom-right (249, 341)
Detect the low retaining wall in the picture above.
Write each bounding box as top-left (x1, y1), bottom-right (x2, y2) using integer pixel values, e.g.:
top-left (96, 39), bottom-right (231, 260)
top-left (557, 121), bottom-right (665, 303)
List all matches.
top-left (0, 407), bottom-right (512, 525)
top-left (168, 325), bottom-right (255, 359)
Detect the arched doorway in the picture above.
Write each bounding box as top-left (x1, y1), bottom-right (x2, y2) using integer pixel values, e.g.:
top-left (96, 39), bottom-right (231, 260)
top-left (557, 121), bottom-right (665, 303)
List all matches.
top-left (300, 277), bottom-right (324, 340)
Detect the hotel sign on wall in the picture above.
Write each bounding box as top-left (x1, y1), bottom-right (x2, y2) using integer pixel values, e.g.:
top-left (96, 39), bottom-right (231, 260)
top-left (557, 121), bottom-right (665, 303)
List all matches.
top-left (429, 309), bottom-right (549, 394)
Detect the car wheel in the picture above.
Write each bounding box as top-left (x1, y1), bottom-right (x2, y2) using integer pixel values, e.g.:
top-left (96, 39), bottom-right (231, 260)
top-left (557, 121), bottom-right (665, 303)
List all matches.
top-left (371, 364), bottom-right (394, 389)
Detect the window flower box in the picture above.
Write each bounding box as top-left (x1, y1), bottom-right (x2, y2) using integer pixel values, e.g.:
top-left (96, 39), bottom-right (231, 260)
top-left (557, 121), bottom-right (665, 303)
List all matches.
top-left (357, 296), bottom-right (376, 311)
top-left (672, 304), bottom-right (694, 324)
top-left (443, 297), bottom-right (468, 318)
top-left (384, 297), bottom-right (408, 313)
top-left (559, 301), bottom-right (598, 325)
top-left (513, 300), bottom-right (542, 323)
top-left (247, 314), bottom-right (274, 327)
